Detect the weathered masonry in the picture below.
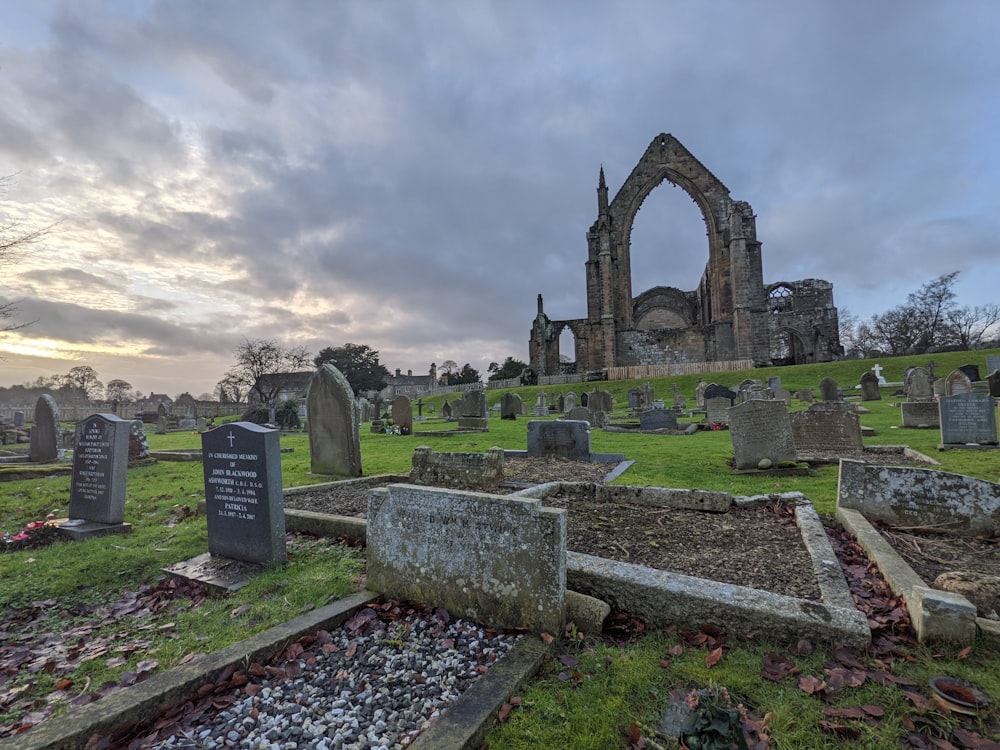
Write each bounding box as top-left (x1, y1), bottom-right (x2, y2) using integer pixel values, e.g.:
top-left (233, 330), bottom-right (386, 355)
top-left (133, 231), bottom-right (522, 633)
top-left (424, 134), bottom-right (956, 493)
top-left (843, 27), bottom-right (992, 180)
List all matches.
top-left (530, 134), bottom-right (841, 376)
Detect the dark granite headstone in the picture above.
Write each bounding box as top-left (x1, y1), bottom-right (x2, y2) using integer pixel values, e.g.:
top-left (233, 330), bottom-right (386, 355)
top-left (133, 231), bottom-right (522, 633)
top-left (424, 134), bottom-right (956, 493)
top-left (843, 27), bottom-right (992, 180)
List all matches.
top-left (767, 376), bottom-right (781, 390)
top-left (526, 420), bottom-right (591, 460)
top-left (627, 388), bottom-right (642, 409)
top-left (13, 411), bottom-right (24, 428)
top-left (202, 422), bottom-right (287, 565)
top-left (939, 394), bottom-right (998, 446)
top-left (958, 364), bottom-right (982, 383)
top-left (29, 394), bottom-right (60, 462)
top-left (703, 384), bottom-right (736, 403)
top-left (640, 408), bottom-right (679, 431)
top-left (859, 371), bottom-right (881, 401)
top-left (989, 370), bottom-right (1000, 398)
top-left (63, 414), bottom-right (132, 538)
top-left (580, 392), bottom-right (589, 407)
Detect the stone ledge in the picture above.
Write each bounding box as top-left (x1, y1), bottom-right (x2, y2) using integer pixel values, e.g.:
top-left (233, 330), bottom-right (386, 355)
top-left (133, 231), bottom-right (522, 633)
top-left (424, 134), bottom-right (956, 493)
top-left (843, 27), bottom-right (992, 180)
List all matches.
top-left (836, 507), bottom-right (980, 643)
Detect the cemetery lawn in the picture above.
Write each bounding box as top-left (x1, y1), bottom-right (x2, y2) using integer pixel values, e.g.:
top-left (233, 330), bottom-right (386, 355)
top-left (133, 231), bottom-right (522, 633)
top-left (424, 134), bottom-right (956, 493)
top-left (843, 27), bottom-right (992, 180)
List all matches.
top-left (0, 349), bottom-right (998, 746)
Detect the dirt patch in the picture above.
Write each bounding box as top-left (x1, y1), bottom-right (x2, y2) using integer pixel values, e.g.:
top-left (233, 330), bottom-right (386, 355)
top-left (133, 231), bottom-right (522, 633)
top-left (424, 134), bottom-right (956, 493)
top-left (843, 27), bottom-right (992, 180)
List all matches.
top-left (877, 525), bottom-right (1000, 587)
top-left (284, 458), bottom-right (821, 601)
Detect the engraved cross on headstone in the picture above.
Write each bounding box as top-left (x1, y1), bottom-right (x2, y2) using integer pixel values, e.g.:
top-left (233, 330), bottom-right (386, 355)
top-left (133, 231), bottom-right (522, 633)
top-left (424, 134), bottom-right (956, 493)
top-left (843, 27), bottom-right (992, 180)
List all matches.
top-left (226, 431), bottom-right (236, 448)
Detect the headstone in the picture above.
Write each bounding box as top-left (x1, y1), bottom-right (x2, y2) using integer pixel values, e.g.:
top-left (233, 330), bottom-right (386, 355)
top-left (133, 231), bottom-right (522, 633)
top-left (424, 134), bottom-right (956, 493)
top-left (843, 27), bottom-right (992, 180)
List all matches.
top-left (500, 393), bottom-right (522, 420)
top-left (367, 484), bottom-right (567, 632)
top-left (563, 392), bottom-right (578, 413)
top-left (939, 393), bottom-right (998, 446)
top-left (128, 419), bottom-right (150, 462)
top-left (580, 392), bottom-right (589, 407)
top-left (945, 370), bottom-right (973, 396)
top-left (987, 355), bottom-right (1000, 378)
top-left (557, 394), bottom-right (565, 412)
top-left (695, 379), bottom-right (707, 409)
top-left (906, 367), bottom-right (933, 401)
top-left (900, 401), bottom-right (940, 428)
top-left (627, 388), bottom-right (642, 409)
top-left (307, 364), bottom-right (362, 476)
top-left (766, 376), bottom-right (781, 390)
top-left (533, 390), bottom-right (548, 417)
top-left (410, 446), bottom-right (504, 490)
top-left (989, 370), bottom-right (1000, 398)
top-left (12, 411), bottom-right (24, 428)
top-left (640, 408), bottom-right (678, 431)
top-left (61, 414), bottom-right (132, 539)
top-left (440, 400), bottom-right (453, 420)
top-left (819, 376), bottom-right (840, 402)
top-left (461, 391), bottom-right (487, 418)
top-left (526, 420), bottom-right (591, 460)
top-left (774, 388), bottom-right (792, 406)
top-left (934, 378), bottom-right (948, 397)
top-left (588, 387), bottom-right (613, 414)
top-left (790, 402), bottom-right (864, 454)
top-left (392, 395), bottom-right (413, 434)
top-left (958, 364), bottom-right (982, 383)
top-left (705, 396), bottom-right (731, 426)
top-left (703, 384), bottom-right (736, 403)
top-left (202, 422), bottom-right (287, 565)
top-left (871, 363), bottom-right (887, 385)
top-left (197, 416), bottom-right (208, 432)
top-left (29, 394), bottom-right (61, 462)
top-left (178, 415), bottom-right (197, 430)
top-left (671, 383), bottom-right (686, 410)
top-left (156, 415), bottom-right (168, 435)
top-left (793, 389), bottom-right (814, 403)
top-left (728, 400), bottom-right (796, 470)
top-left (643, 381), bottom-right (655, 409)
top-left (566, 406), bottom-right (592, 423)
top-left (859, 371), bottom-right (881, 401)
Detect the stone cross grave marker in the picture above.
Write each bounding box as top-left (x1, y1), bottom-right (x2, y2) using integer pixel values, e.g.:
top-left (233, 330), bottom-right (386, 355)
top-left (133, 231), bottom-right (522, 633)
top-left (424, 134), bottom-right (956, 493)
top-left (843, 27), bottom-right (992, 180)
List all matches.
top-left (728, 400), bottom-right (796, 470)
top-left (939, 393), bottom-right (998, 447)
top-left (61, 414), bottom-right (132, 540)
top-left (307, 364), bottom-right (361, 476)
top-left (392, 395), bottom-right (413, 434)
top-left (29, 394), bottom-right (61, 463)
top-left (871, 363), bottom-right (887, 384)
top-left (203, 422), bottom-right (287, 565)
top-left (367, 484), bottom-right (567, 632)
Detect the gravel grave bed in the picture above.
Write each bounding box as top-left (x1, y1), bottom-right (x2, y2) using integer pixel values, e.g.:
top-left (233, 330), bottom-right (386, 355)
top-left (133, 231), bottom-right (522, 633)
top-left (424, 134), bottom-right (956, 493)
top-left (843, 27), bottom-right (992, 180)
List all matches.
top-left (285, 458), bottom-right (821, 601)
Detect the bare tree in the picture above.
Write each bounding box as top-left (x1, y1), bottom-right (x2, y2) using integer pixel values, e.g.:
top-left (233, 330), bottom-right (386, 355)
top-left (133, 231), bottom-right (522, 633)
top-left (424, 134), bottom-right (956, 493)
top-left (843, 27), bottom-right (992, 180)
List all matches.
top-left (948, 303), bottom-right (1000, 350)
top-left (105, 379), bottom-right (134, 403)
top-left (225, 338), bottom-right (311, 406)
top-left (1, 175), bottom-right (57, 334)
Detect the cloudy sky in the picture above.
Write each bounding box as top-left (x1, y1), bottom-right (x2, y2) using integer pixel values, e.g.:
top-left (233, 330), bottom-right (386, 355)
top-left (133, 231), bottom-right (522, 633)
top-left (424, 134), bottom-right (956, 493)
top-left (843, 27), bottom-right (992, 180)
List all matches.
top-left (2, 1), bottom-right (998, 399)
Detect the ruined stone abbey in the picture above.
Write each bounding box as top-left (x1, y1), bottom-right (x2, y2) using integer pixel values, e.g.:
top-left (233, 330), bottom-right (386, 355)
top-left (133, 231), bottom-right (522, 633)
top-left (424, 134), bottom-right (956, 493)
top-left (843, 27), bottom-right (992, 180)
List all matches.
top-left (529, 134), bottom-right (841, 377)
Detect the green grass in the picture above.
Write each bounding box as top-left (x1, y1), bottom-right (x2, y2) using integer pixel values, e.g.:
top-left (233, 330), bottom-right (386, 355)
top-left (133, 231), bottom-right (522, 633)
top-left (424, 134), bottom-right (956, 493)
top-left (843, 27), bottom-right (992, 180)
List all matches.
top-left (1, 349), bottom-right (999, 743)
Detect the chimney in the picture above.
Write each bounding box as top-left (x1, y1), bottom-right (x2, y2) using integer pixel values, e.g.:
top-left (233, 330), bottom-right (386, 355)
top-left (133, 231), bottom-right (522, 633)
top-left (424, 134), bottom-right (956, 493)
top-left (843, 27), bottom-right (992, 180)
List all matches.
top-left (395, 368), bottom-right (401, 376)
top-left (407, 369), bottom-right (412, 376)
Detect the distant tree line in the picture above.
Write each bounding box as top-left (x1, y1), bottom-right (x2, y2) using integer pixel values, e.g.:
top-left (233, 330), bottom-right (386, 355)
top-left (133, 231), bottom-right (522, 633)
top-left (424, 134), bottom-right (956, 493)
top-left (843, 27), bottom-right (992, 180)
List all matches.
top-left (839, 272), bottom-right (1000, 359)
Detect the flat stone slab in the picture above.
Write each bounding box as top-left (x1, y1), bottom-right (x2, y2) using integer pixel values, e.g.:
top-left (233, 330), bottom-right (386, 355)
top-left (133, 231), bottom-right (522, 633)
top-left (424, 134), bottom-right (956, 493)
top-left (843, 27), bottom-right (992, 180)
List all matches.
top-left (55, 519), bottom-right (132, 541)
top-left (162, 552), bottom-right (265, 594)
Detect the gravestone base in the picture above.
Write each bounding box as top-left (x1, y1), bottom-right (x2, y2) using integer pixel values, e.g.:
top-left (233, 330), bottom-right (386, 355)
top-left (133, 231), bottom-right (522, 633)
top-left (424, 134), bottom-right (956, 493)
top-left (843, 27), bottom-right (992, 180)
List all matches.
top-left (55, 518), bottom-right (132, 541)
top-left (938, 442), bottom-right (1000, 451)
top-left (457, 417), bottom-right (489, 430)
top-left (163, 552), bottom-right (264, 594)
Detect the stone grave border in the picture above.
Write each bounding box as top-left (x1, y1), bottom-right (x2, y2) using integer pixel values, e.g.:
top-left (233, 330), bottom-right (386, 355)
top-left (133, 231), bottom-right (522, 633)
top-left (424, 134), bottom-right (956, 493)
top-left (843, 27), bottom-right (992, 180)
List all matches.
top-left (5, 588), bottom-right (550, 750)
top-left (794, 444), bottom-right (939, 466)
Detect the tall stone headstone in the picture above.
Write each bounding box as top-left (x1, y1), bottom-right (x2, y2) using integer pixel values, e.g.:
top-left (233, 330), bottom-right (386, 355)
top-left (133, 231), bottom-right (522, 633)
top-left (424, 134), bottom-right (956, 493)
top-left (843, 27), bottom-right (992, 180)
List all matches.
top-left (588, 387), bottom-right (613, 414)
top-left (906, 367), bottom-right (933, 401)
top-left (500, 393), bottom-right (522, 420)
top-left (819, 376), bottom-right (840, 402)
top-left (202, 422), bottom-right (287, 565)
top-left (462, 391), bottom-right (487, 418)
top-left (643, 381), bottom-right (655, 409)
top-left (563, 392), bottom-right (578, 413)
top-left (988, 370), bottom-right (1000, 398)
top-left (958, 364), bottom-right (982, 383)
top-left (392, 395), bottom-right (413, 434)
top-left (440, 400), bottom-right (453, 420)
top-left (695, 379), bottom-right (707, 409)
top-left (728, 400), bottom-right (796, 470)
top-left (13, 411), bottom-right (24, 428)
top-left (859, 371), bottom-right (881, 401)
top-left (526, 420), bottom-right (591, 460)
top-left (939, 394), bottom-right (998, 446)
top-left (766, 376), bottom-right (782, 390)
top-left (566, 406), bottom-right (592, 423)
top-left (29, 394), bottom-right (60, 462)
top-left (128, 419), bottom-right (151, 461)
top-left (945, 370), bottom-right (973, 396)
top-left (705, 396), bottom-right (731, 426)
top-left (307, 364), bottom-right (361, 477)
top-left (367, 484), bottom-right (567, 632)
top-left (61, 414), bottom-right (132, 539)
top-left (986, 355), bottom-right (1000, 378)
top-left (533, 390), bottom-right (548, 417)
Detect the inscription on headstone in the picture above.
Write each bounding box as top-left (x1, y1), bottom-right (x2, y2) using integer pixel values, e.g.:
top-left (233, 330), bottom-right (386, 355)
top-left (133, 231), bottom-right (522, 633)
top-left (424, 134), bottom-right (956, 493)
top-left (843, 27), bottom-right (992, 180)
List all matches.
top-left (728, 400), bottom-right (796, 470)
top-left (705, 396), bottom-right (731, 426)
top-left (367, 484), bottom-right (567, 632)
top-left (65, 414), bottom-right (131, 535)
top-left (640, 408), bottom-right (679, 431)
top-left (900, 400), bottom-right (940, 428)
top-left (526, 420), bottom-right (591, 460)
top-left (939, 394), bottom-right (998, 446)
top-left (203, 422), bottom-right (287, 565)
top-left (790, 402), bottom-right (863, 453)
